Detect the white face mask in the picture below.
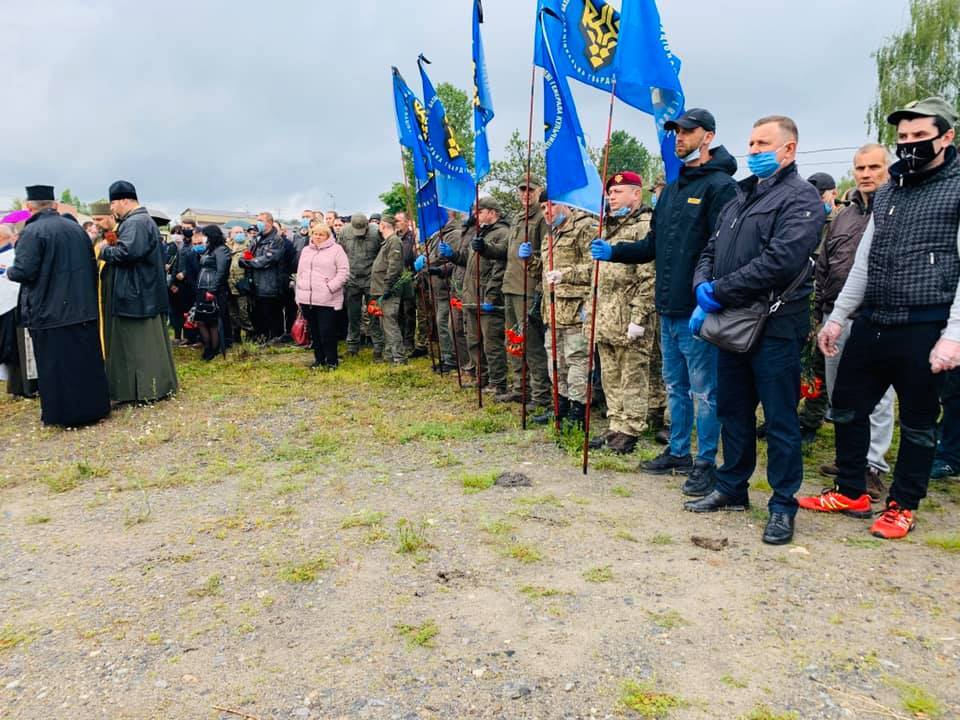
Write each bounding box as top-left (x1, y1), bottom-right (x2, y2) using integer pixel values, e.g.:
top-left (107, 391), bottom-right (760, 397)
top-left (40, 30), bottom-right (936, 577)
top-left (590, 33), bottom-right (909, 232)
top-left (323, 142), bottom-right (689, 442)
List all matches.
top-left (683, 146), bottom-right (702, 164)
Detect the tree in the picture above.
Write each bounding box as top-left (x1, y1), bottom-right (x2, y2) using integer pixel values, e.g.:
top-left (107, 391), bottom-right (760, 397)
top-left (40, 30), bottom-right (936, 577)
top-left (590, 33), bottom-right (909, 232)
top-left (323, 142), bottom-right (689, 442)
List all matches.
top-left (594, 130), bottom-right (663, 204)
top-left (486, 130), bottom-right (547, 218)
top-left (378, 182), bottom-right (412, 215)
top-left (867, 0), bottom-right (960, 145)
top-left (836, 172), bottom-right (856, 201)
top-left (8, 197), bottom-right (23, 212)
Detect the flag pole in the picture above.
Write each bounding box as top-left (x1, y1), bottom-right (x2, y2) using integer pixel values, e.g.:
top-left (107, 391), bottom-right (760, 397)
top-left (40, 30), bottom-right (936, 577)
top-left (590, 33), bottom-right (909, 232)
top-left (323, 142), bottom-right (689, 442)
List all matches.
top-left (520, 62), bottom-right (537, 430)
top-left (474, 187), bottom-right (483, 409)
top-left (581, 76), bottom-right (617, 475)
top-left (421, 222), bottom-right (444, 376)
top-left (546, 200), bottom-right (561, 434)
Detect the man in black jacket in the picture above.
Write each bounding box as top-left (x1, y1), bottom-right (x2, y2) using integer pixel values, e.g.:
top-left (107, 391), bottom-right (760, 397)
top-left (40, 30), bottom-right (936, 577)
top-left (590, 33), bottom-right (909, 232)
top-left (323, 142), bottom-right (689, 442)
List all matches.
top-left (686, 116), bottom-right (824, 546)
top-left (239, 212), bottom-right (286, 342)
top-left (600, 109), bottom-right (736, 493)
top-left (6, 185), bottom-right (110, 425)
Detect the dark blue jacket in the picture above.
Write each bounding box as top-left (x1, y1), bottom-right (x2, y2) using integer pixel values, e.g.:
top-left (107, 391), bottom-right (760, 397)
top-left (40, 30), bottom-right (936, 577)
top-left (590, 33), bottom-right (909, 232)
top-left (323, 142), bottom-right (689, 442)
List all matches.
top-left (693, 162), bottom-right (824, 338)
top-left (610, 146), bottom-right (738, 316)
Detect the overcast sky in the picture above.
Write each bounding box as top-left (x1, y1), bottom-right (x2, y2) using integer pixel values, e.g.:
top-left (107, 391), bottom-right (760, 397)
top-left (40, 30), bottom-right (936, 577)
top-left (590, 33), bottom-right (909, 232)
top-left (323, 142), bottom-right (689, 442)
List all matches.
top-left (1, 0), bottom-right (909, 220)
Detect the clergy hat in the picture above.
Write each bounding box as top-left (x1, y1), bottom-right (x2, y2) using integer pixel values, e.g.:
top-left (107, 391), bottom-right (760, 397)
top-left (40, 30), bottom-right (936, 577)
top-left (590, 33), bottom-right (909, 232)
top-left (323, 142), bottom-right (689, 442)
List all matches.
top-left (25, 185), bottom-right (55, 202)
top-left (108, 180), bottom-right (138, 201)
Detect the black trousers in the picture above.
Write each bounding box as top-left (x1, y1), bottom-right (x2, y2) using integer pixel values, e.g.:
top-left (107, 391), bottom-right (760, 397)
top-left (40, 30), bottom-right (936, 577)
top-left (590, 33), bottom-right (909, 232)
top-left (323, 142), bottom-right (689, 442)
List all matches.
top-left (253, 296), bottom-right (284, 340)
top-left (301, 304), bottom-right (339, 367)
top-left (832, 318), bottom-right (943, 509)
top-left (936, 369), bottom-right (960, 466)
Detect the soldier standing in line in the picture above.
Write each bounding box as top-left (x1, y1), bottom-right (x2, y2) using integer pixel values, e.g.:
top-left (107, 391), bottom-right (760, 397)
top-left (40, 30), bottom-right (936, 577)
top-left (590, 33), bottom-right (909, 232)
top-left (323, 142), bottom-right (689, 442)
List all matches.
top-left (340, 213), bottom-right (384, 359)
top-left (369, 213), bottom-right (406, 364)
top-left (415, 211), bottom-right (461, 373)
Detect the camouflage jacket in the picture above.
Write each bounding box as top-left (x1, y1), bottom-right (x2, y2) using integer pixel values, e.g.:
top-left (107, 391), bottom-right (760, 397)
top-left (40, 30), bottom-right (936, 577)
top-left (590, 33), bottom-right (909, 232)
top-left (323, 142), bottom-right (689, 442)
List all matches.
top-left (501, 205), bottom-right (548, 296)
top-left (339, 224), bottom-right (382, 290)
top-left (450, 219), bottom-right (509, 306)
top-left (369, 232), bottom-right (404, 297)
top-left (595, 206), bottom-right (655, 346)
top-left (541, 210), bottom-right (598, 326)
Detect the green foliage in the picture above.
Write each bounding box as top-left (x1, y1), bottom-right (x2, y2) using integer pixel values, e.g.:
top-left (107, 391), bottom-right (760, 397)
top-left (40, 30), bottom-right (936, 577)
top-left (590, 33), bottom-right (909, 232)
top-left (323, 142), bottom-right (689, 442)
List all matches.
top-left (867, 0), bottom-right (960, 144)
top-left (395, 620), bottom-right (439, 648)
top-left (618, 680), bottom-right (684, 718)
top-left (487, 129), bottom-right (548, 218)
top-left (188, 574), bottom-right (223, 598)
top-left (925, 533), bottom-right (960, 552)
top-left (279, 556), bottom-right (329, 583)
top-left (379, 181), bottom-right (411, 216)
top-left (583, 565), bottom-right (614, 583)
top-left (59, 188), bottom-right (88, 213)
top-left (460, 471), bottom-right (496, 493)
top-left (738, 706), bottom-right (798, 720)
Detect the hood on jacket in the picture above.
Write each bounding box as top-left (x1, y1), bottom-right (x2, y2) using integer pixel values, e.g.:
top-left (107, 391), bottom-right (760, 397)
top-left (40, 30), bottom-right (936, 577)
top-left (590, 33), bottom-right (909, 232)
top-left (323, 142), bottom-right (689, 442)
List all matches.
top-left (678, 145), bottom-right (737, 185)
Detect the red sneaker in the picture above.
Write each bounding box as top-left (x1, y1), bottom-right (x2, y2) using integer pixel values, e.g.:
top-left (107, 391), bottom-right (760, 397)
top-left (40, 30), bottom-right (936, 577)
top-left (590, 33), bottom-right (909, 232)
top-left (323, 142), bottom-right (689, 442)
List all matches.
top-left (870, 501), bottom-right (915, 540)
top-left (797, 489), bottom-right (873, 518)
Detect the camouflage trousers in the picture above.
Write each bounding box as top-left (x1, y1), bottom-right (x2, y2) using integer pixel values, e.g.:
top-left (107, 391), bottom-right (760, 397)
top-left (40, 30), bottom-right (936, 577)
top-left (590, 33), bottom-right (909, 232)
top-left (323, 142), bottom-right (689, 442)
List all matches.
top-left (504, 293), bottom-right (551, 406)
top-left (545, 324), bottom-right (589, 404)
top-left (376, 296), bottom-right (404, 362)
top-left (346, 286), bottom-right (383, 353)
top-left (597, 314), bottom-right (665, 437)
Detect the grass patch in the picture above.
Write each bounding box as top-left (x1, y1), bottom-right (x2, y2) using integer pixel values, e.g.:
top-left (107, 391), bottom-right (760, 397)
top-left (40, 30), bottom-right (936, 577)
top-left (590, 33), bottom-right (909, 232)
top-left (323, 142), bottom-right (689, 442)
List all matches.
top-left (844, 537), bottom-right (883, 549)
top-left (42, 461), bottom-right (109, 493)
top-left (395, 520), bottom-right (431, 555)
top-left (750, 478), bottom-right (773, 492)
top-left (647, 609), bottom-right (688, 630)
top-left (501, 542), bottom-right (543, 564)
top-left (514, 493), bottom-right (563, 508)
top-left (615, 529), bottom-right (638, 542)
top-left (583, 565), bottom-right (614, 583)
top-left (480, 518), bottom-right (515, 537)
top-left (925, 534), bottom-right (960, 553)
top-left (188, 574), bottom-right (223, 598)
top-left (519, 585), bottom-right (562, 599)
top-left (887, 679), bottom-right (943, 717)
top-left (279, 556), bottom-right (329, 583)
top-left (747, 507), bottom-right (769, 522)
top-left (461, 471), bottom-right (497, 494)
top-left (618, 680), bottom-right (684, 718)
top-left (341, 510), bottom-right (387, 529)
top-left (720, 674), bottom-right (748, 689)
top-left (738, 706), bottom-right (798, 720)
top-left (0, 625), bottom-right (35, 652)
top-left (611, 485), bottom-right (633, 498)
top-left (25, 513), bottom-right (50, 525)
top-left (650, 533), bottom-right (674, 545)
top-left (395, 620), bottom-right (438, 648)
top-left (591, 454), bottom-right (637, 473)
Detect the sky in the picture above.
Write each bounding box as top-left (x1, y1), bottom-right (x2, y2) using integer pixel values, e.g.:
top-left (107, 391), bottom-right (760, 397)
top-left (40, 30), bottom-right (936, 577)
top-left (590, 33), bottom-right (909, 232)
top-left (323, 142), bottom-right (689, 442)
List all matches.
top-left (1, 0), bottom-right (910, 221)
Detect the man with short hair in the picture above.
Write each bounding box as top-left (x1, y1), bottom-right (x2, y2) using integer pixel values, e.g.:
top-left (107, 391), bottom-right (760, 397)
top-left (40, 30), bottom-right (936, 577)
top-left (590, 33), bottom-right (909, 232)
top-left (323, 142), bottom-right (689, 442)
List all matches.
top-left (686, 116), bottom-right (824, 546)
top-left (99, 180), bottom-right (179, 404)
top-left (588, 171), bottom-right (663, 455)
top-left (341, 213), bottom-right (384, 358)
top-left (369, 213), bottom-right (405, 364)
top-left (5, 186), bottom-right (109, 424)
top-left (594, 108), bottom-right (737, 491)
top-left (809, 144), bottom-right (896, 499)
top-left (238, 211), bottom-right (286, 342)
top-left (501, 179), bottom-right (551, 407)
top-left (809, 98), bottom-right (960, 539)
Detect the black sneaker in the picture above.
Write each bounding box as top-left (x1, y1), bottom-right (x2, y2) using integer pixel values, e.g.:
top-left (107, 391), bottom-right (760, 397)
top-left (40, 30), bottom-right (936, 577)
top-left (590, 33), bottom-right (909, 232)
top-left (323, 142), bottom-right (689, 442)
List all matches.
top-left (641, 449), bottom-right (693, 475)
top-left (681, 460), bottom-right (716, 497)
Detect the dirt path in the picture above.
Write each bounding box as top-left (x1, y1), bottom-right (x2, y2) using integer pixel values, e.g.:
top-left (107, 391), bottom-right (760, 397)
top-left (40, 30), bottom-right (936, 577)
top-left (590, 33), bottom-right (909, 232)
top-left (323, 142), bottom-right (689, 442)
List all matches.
top-left (1, 347), bottom-right (958, 720)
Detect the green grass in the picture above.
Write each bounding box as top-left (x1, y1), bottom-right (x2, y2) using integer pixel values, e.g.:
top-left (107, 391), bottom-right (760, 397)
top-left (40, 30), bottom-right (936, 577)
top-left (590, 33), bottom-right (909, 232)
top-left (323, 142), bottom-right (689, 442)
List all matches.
top-left (514, 493), bottom-right (563, 508)
top-left (738, 705), bottom-right (798, 720)
top-left (615, 529), bottom-right (639, 542)
top-left (187, 574), bottom-right (223, 598)
top-left (618, 680), bottom-right (684, 718)
top-left (611, 485), bottom-right (633, 498)
top-left (720, 674), bottom-right (748, 689)
top-left (24, 513), bottom-right (50, 525)
top-left (650, 533), bottom-right (674, 545)
top-left (341, 510), bottom-right (387, 529)
top-left (888, 680), bottom-right (943, 717)
top-left (395, 520), bottom-right (431, 555)
top-left (844, 537), bottom-right (883, 549)
top-left (925, 534), bottom-right (960, 552)
top-left (279, 556), bottom-right (329, 583)
top-left (395, 620), bottom-right (438, 648)
top-left (42, 461), bottom-right (109, 493)
top-left (0, 625), bottom-right (35, 652)
top-left (501, 542), bottom-right (543, 564)
top-left (460, 471), bottom-right (497, 494)
top-left (583, 565), bottom-right (614, 583)
top-left (646, 610), bottom-right (688, 630)
top-left (480, 518), bottom-right (515, 537)
top-left (519, 585), bottom-right (563, 599)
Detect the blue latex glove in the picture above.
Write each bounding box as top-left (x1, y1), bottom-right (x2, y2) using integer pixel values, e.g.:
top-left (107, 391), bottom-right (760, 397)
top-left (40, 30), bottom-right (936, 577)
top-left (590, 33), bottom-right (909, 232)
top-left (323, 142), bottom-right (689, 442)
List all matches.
top-left (696, 282), bottom-right (723, 313)
top-left (689, 307), bottom-right (707, 335)
top-left (438, 241), bottom-right (454, 258)
top-left (518, 242), bottom-right (532, 259)
top-left (414, 256), bottom-right (426, 273)
top-left (590, 238), bottom-right (613, 261)
top-left (480, 303), bottom-right (495, 313)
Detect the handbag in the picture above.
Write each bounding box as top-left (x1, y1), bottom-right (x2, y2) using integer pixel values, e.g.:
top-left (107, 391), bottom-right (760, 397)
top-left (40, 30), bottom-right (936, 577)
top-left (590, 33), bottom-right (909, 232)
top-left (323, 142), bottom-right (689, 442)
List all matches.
top-left (699, 258), bottom-right (814, 354)
top-left (291, 310), bottom-right (311, 347)
top-left (192, 297), bottom-right (220, 323)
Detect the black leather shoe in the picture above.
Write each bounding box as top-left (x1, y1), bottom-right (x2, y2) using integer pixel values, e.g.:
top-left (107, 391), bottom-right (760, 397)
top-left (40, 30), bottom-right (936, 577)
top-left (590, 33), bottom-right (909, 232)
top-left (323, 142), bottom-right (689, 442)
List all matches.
top-left (683, 489), bottom-right (749, 513)
top-left (681, 460), bottom-right (716, 497)
top-left (642, 449), bottom-right (693, 475)
top-left (762, 512), bottom-right (795, 545)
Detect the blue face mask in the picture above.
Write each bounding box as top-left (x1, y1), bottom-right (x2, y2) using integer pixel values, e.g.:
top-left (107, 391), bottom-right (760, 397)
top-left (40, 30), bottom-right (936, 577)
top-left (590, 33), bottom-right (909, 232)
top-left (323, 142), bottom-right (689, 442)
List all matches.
top-left (256, 221), bottom-right (265, 233)
top-left (747, 150), bottom-right (782, 179)
top-left (551, 212), bottom-right (567, 228)
top-left (192, 244), bottom-right (205, 254)
top-left (824, 202), bottom-right (833, 215)
top-left (650, 195), bottom-right (658, 209)
top-left (612, 206), bottom-right (631, 218)
top-left (300, 218), bottom-right (310, 229)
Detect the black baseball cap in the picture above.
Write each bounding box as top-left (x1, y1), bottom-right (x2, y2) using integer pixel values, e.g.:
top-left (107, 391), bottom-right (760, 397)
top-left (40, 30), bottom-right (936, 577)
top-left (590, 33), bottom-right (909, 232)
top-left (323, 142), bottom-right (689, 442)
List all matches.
top-left (664, 108), bottom-right (716, 133)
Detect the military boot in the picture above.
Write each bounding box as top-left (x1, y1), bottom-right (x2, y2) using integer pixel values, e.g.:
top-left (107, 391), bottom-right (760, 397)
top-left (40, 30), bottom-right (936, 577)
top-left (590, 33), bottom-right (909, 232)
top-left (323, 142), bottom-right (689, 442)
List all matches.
top-left (565, 400), bottom-right (586, 430)
top-left (532, 396), bottom-right (569, 426)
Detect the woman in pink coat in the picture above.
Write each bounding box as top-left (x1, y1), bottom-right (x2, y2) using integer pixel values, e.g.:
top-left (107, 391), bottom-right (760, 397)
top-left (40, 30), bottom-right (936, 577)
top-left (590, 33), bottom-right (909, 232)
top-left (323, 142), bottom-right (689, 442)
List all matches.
top-left (295, 223), bottom-right (350, 369)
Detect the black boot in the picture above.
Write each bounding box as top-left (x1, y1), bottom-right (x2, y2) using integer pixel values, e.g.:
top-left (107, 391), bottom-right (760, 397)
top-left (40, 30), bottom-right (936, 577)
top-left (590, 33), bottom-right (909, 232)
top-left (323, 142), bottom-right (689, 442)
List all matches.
top-left (565, 400), bottom-right (585, 429)
top-left (532, 396), bottom-right (569, 426)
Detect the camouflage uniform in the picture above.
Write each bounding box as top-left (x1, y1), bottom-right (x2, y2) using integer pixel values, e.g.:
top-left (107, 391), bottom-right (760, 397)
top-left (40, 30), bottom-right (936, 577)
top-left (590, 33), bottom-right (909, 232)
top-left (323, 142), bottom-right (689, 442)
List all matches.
top-left (501, 204), bottom-right (551, 405)
top-left (593, 206), bottom-right (665, 437)
top-left (369, 230), bottom-right (405, 363)
top-left (450, 220), bottom-right (477, 377)
top-left (226, 244), bottom-right (254, 337)
top-left (451, 218), bottom-right (509, 390)
top-left (423, 216), bottom-right (461, 368)
top-left (340, 214), bottom-right (384, 354)
top-left (542, 210), bottom-right (597, 404)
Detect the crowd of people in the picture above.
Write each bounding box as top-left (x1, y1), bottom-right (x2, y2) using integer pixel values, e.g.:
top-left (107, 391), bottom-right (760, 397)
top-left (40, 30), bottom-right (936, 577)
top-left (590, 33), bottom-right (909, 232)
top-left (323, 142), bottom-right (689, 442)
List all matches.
top-left (1, 95), bottom-right (957, 548)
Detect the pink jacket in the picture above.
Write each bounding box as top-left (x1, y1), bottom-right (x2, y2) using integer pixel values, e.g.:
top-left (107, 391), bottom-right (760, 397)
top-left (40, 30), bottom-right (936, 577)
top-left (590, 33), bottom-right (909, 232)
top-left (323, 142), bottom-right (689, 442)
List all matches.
top-left (295, 239), bottom-right (350, 309)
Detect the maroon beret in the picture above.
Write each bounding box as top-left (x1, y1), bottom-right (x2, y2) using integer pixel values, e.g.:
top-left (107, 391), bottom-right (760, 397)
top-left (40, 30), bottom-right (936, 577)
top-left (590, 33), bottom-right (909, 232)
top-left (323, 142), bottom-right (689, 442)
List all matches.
top-left (605, 171), bottom-right (643, 191)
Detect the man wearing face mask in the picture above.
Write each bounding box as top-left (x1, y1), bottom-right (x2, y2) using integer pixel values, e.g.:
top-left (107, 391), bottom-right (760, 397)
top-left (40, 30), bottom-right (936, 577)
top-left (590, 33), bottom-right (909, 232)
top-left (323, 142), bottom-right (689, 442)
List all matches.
top-left (687, 116), bottom-right (824, 546)
top-left (238, 212), bottom-right (286, 342)
top-left (586, 172), bottom-right (663, 455)
top-left (812, 98), bottom-right (960, 540)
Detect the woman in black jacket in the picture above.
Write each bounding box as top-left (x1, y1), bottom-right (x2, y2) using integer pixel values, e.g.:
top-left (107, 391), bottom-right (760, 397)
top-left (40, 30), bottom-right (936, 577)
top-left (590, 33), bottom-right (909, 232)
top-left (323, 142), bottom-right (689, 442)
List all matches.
top-left (172, 227), bottom-right (200, 346)
top-left (195, 225), bottom-right (232, 359)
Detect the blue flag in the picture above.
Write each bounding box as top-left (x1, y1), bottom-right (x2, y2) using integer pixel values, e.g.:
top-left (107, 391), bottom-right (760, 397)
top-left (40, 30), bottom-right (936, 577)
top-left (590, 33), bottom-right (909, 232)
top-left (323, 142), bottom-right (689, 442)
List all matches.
top-left (418, 55), bottom-right (477, 214)
top-left (391, 67), bottom-right (448, 239)
top-left (472, 0), bottom-right (495, 183)
top-left (539, 6), bottom-right (603, 214)
top-left (534, 0), bottom-right (686, 182)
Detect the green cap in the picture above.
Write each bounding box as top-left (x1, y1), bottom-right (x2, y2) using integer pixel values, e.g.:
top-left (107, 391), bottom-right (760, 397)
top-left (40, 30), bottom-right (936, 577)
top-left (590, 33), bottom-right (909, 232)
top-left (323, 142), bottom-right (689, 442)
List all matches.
top-left (887, 97), bottom-right (958, 128)
top-left (517, 176), bottom-right (544, 190)
top-left (477, 196), bottom-right (502, 213)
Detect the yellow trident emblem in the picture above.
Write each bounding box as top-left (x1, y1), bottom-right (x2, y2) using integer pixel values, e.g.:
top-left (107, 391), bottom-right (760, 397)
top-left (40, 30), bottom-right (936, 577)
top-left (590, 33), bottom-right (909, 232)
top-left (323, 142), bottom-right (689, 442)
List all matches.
top-left (414, 99), bottom-right (429, 142)
top-left (444, 120), bottom-right (462, 160)
top-left (580, 0), bottom-right (619, 71)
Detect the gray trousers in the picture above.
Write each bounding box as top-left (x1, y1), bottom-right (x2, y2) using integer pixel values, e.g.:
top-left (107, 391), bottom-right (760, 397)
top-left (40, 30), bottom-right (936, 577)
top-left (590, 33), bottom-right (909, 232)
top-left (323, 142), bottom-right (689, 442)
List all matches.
top-left (377, 296), bottom-right (404, 362)
top-left (504, 293), bottom-right (552, 405)
top-left (434, 295), bottom-right (455, 366)
top-left (826, 320), bottom-right (895, 473)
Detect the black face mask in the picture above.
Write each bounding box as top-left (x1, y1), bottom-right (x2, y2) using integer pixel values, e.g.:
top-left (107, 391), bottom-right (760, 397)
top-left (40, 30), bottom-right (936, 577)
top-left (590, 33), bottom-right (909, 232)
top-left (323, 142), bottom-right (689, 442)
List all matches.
top-left (896, 134), bottom-right (945, 172)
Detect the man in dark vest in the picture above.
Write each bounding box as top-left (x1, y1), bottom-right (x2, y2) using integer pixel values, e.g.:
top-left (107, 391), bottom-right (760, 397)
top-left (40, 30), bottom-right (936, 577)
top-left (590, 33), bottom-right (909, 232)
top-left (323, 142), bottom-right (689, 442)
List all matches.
top-left (810, 97), bottom-right (960, 539)
top-left (6, 185), bottom-right (110, 426)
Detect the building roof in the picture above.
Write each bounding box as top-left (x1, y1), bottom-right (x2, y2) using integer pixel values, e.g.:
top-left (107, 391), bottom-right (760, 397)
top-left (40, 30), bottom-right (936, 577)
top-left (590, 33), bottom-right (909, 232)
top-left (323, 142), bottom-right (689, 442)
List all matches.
top-left (180, 208), bottom-right (257, 220)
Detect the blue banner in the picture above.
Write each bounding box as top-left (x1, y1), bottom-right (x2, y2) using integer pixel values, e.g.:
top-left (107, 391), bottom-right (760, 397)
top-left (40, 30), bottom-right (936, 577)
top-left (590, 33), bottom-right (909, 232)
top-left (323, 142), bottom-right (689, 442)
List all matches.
top-left (472, 0), bottom-right (495, 183)
top-left (418, 55), bottom-right (477, 214)
top-left (539, 6), bottom-right (604, 214)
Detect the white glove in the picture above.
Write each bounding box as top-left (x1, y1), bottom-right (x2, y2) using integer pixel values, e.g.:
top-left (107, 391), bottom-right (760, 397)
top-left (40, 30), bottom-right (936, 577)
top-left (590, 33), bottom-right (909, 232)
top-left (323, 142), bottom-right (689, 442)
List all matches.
top-left (627, 322), bottom-right (645, 340)
top-left (545, 270), bottom-right (563, 285)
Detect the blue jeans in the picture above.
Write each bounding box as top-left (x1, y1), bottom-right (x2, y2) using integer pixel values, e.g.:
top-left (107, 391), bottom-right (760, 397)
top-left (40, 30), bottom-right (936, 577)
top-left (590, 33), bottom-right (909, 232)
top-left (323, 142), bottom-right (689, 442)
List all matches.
top-left (715, 334), bottom-right (803, 516)
top-left (660, 314), bottom-right (719, 463)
